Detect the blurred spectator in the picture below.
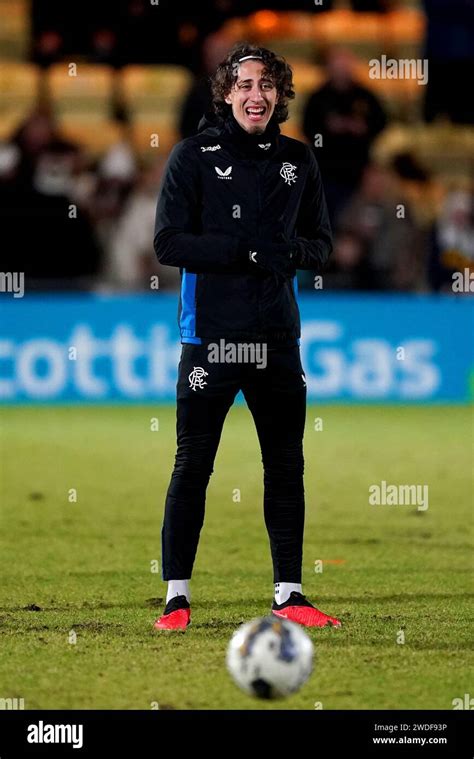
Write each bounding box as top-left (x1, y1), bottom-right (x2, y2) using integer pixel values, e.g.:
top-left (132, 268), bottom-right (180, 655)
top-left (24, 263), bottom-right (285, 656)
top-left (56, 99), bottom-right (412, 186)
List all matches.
top-left (1, 166), bottom-right (102, 289)
top-left (107, 158), bottom-right (180, 290)
top-left (328, 163), bottom-right (426, 291)
top-left (0, 143), bottom-right (25, 274)
top-left (428, 189), bottom-right (474, 292)
top-left (179, 31), bottom-right (232, 138)
top-left (303, 48), bottom-right (387, 225)
top-left (17, 191), bottom-right (102, 289)
top-left (88, 132), bottom-right (138, 265)
top-left (5, 108), bottom-right (102, 289)
top-left (99, 140), bottom-right (137, 184)
top-left (179, 77), bottom-right (212, 140)
top-left (12, 107), bottom-right (80, 188)
top-left (422, 0), bottom-right (474, 125)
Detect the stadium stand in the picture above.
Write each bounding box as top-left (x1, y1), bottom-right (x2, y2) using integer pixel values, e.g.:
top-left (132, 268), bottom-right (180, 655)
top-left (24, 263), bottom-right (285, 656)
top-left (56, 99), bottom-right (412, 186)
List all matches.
top-left (0, 0), bottom-right (472, 291)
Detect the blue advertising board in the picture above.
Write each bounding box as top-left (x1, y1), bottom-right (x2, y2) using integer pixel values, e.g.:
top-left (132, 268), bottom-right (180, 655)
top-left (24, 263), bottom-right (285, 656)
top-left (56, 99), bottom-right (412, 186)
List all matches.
top-left (1, 293), bottom-right (472, 403)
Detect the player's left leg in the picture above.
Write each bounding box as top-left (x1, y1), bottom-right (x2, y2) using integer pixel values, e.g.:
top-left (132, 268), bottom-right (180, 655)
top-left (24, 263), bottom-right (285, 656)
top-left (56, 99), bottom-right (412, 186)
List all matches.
top-left (242, 346), bottom-right (341, 628)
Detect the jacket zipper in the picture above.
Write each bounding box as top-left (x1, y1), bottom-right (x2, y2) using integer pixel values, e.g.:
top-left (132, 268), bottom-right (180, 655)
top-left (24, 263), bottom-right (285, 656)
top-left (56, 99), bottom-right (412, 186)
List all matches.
top-left (255, 162), bottom-right (263, 334)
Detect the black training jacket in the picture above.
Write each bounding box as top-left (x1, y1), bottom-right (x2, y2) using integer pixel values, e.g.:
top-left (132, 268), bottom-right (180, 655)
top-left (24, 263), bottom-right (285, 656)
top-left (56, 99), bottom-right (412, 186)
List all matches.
top-left (154, 111), bottom-right (332, 345)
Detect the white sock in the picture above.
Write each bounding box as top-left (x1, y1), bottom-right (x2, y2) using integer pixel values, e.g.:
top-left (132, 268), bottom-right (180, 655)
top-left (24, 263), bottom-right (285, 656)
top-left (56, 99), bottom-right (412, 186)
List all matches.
top-left (166, 579), bottom-right (191, 604)
top-left (275, 582), bottom-right (302, 605)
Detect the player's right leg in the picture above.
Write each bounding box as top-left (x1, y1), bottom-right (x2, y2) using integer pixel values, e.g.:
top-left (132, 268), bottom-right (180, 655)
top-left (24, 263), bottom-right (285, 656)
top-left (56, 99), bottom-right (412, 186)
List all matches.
top-left (154, 343), bottom-right (239, 631)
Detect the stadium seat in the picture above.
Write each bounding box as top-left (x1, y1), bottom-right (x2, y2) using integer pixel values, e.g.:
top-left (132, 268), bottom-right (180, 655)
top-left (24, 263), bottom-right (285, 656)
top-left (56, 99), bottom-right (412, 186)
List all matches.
top-left (0, 0), bottom-right (29, 59)
top-left (130, 117), bottom-right (178, 158)
top-left (120, 65), bottom-right (192, 118)
top-left (46, 63), bottom-right (116, 120)
top-left (58, 118), bottom-right (125, 157)
top-left (0, 61), bottom-right (41, 135)
top-left (372, 123), bottom-right (474, 183)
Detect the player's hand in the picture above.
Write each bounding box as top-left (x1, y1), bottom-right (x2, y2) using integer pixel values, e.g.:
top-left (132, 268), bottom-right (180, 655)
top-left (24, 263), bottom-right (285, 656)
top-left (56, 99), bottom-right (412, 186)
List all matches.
top-left (238, 238), bottom-right (296, 280)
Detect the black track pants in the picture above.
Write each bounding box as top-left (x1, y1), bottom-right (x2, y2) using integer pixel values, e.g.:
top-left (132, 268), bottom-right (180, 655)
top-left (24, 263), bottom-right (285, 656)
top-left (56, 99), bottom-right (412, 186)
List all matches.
top-left (161, 342), bottom-right (307, 583)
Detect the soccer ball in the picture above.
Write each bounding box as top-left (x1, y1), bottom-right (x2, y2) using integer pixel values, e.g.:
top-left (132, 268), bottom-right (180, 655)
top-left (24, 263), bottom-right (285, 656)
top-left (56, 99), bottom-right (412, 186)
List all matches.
top-left (226, 615), bottom-right (314, 699)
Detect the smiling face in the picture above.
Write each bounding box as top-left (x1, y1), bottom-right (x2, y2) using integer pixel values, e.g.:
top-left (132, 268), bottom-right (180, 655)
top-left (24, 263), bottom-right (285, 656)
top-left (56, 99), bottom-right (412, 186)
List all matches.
top-left (224, 59), bottom-right (278, 134)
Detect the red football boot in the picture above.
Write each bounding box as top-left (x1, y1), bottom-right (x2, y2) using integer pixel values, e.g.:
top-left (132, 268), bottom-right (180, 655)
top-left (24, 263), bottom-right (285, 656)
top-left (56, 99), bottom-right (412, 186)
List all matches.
top-left (154, 595), bottom-right (191, 630)
top-left (272, 591), bottom-right (341, 628)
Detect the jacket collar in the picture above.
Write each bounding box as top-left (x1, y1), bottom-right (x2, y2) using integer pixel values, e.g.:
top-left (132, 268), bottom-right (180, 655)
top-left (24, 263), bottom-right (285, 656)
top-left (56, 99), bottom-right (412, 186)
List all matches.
top-left (221, 111), bottom-right (280, 159)
top-left (197, 110), bottom-right (280, 159)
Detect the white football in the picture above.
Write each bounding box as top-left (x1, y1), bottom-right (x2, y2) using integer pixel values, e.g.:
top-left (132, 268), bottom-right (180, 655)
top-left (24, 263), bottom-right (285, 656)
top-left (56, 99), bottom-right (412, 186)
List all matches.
top-left (226, 615), bottom-right (314, 699)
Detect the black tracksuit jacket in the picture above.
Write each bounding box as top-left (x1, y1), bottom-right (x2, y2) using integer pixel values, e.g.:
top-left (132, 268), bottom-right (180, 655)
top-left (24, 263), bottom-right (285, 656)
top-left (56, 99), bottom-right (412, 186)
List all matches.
top-left (154, 111), bottom-right (332, 346)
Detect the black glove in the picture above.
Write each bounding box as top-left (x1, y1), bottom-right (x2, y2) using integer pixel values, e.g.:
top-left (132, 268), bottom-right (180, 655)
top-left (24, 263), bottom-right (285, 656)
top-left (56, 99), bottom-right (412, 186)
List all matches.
top-left (238, 239), bottom-right (296, 279)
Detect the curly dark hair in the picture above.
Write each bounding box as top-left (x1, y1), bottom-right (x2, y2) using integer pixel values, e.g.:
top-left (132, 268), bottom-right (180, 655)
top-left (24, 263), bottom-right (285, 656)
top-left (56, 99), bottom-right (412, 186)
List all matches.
top-left (211, 42), bottom-right (295, 124)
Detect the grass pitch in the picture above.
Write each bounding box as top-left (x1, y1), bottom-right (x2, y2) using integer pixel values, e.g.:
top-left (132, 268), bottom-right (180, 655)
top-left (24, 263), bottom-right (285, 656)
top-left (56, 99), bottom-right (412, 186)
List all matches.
top-left (0, 404), bottom-right (472, 710)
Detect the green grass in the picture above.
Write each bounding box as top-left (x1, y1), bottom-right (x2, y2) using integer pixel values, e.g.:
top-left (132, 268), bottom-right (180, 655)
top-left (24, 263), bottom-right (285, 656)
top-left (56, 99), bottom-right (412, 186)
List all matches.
top-left (0, 404), bottom-right (472, 710)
